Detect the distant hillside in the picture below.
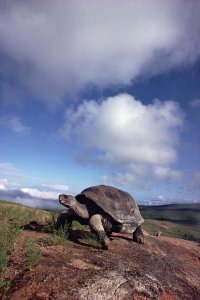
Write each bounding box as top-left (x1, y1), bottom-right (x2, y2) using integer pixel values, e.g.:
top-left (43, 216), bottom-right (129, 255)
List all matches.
top-left (139, 203), bottom-right (200, 228)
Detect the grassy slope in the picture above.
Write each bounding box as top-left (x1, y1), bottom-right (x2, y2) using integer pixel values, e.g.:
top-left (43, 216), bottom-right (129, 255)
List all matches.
top-left (139, 203), bottom-right (200, 227)
top-left (139, 203), bottom-right (200, 242)
top-left (0, 200), bottom-right (70, 291)
top-left (0, 200), bottom-right (51, 224)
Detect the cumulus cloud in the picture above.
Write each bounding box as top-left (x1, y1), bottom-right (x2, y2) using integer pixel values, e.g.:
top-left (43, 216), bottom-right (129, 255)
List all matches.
top-left (0, 116), bottom-right (30, 134)
top-left (20, 188), bottom-right (58, 200)
top-left (60, 93), bottom-right (184, 185)
top-left (0, 178), bottom-right (8, 189)
top-left (0, 187), bottom-right (61, 210)
top-left (0, 168), bottom-right (69, 209)
top-left (0, 0), bottom-right (200, 102)
top-left (0, 184), bottom-right (62, 210)
top-left (61, 93), bottom-right (183, 165)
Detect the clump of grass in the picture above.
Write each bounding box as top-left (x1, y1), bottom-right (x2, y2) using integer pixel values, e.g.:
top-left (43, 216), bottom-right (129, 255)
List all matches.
top-left (84, 232), bottom-right (101, 247)
top-left (43, 212), bottom-right (58, 233)
top-left (42, 224), bottom-right (70, 246)
top-left (42, 212), bottom-right (70, 246)
top-left (24, 238), bottom-right (42, 269)
top-left (0, 221), bottom-right (20, 290)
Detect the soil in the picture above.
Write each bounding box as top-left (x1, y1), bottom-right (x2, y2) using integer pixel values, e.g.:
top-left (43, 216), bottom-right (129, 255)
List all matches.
top-left (1, 228), bottom-right (200, 300)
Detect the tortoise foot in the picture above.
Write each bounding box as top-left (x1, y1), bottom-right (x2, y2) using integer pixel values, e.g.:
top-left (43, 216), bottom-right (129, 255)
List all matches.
top-left (99, 231), bottom-right (110, 250)
top-left (133, 226), bottom-right (145, 244)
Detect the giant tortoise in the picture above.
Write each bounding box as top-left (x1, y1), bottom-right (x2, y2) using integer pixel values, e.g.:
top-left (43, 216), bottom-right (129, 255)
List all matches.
top-left (57, 185), bottom-right (144, 249)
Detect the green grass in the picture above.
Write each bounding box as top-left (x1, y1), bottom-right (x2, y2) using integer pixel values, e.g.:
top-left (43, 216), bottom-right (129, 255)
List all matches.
top-left (0, 201), bottom-right (51, 225)
top-left (143, 219), bottom-right (200, 242)
top-left (0, 221), bottom-right (21, 290)
top-left (84, 232), bottom-right (101, 247)
top-left (0, 200), bottom-right (51, 292)
top-left (41, 225), bottom-right (70, 246)
top-left (140, 203), bottom-right (200, 242)
top-left (24, 238), bottom-right (42, 268)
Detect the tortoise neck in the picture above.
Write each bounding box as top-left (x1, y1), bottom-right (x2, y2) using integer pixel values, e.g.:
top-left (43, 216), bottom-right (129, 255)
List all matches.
top-left (72, 199), bottom-right (89, 219)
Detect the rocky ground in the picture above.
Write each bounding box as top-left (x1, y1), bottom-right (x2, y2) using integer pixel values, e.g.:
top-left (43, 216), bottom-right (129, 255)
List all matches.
top-left (1, 228), bottom-right (200, 300)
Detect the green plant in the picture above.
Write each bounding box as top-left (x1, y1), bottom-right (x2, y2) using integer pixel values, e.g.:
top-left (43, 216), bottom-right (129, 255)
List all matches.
top-left (24, 238), bottom-right (42, 268)
top-left (42, 224), bottom-right (69, 246)
top-left (0, 279), bottom-right (11, 292)
top-left (44, 213), bottom-right (58, 233)
top-left (84, 232), bottom-right (101, 247)
top-left (0, 222), bottom-right (20, 291)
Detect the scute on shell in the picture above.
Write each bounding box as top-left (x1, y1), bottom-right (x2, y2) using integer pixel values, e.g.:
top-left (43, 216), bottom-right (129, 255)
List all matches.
top-left (76, 185), bottom-right (144, 228)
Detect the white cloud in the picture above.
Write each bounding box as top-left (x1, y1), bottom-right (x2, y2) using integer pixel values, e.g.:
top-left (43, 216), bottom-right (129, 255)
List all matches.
top-left (0, 0), bottom-right (200, 102)
top-left (0, 163), bottom-right (70, 198)
top-left (154, 166), bottom-right (182, 181)
top-left (0, 177), bottom-right (56, 199)
top-left (0, 116), bottom-right (30, 134)
top-left (61, 93), bottom-right (184, 166)
top-left (0, 187), bottom-right (61, 209)
top-left (42, 184), bottom-right (69, 191)
top-left (0, 178), bottom-right (8, 190)
top-left (21, 188), bottom-right (58, 200)
top-left (60, 93), bottom-right (184, 186)
top-left (102, 172), bottom-right (139, 188)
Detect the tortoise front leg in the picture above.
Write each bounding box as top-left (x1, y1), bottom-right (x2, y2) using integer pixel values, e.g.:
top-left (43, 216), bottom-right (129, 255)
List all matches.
top-left (89, 214), bottom-right (110, 250)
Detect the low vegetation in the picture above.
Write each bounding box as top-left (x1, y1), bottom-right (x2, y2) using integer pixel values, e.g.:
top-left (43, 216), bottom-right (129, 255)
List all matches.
top-left (84, 232), bottom-right (101, 247)
top-left (0, 202), bottom-right (68, 293)
top-left (0, 222), bottom-right (20, 290)
top-left (140, 203), bottom-right (200, 242)
top-left (140, 203), bottom-right (200, 227)
top-left (0, 200), bottom-right (50, 225)
top-left (143, 219), bottom-right (200, 242)
top-left (23, 238), bottom-right (42, 269)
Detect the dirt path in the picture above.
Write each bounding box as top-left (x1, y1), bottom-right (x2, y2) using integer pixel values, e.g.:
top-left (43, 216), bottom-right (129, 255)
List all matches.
top-left (1, 230), bottom-right (200, 300)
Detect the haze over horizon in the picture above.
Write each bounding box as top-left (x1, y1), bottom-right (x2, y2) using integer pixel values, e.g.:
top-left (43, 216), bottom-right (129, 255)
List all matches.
top-left (0, 0), bottom-right (200, 207)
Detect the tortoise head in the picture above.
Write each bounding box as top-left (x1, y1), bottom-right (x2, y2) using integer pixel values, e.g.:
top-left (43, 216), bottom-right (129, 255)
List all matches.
top-left (59, 194), bottom-right (76, 208)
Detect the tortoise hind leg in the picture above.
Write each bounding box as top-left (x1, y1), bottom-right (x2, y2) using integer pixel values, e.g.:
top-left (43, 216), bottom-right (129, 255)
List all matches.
top-left (133, 225), bottom-right (145, 244)
top-left (89, 214), bottom-right (110, 250)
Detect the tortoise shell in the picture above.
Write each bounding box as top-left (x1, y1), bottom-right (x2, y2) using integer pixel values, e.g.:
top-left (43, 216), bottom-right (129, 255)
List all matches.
top-left (76, 185), bottom-right (144, 226)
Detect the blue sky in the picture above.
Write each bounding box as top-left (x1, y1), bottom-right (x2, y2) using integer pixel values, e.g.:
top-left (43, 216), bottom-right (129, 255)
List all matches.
top-left (0, 0), bottom-right (200, 207)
